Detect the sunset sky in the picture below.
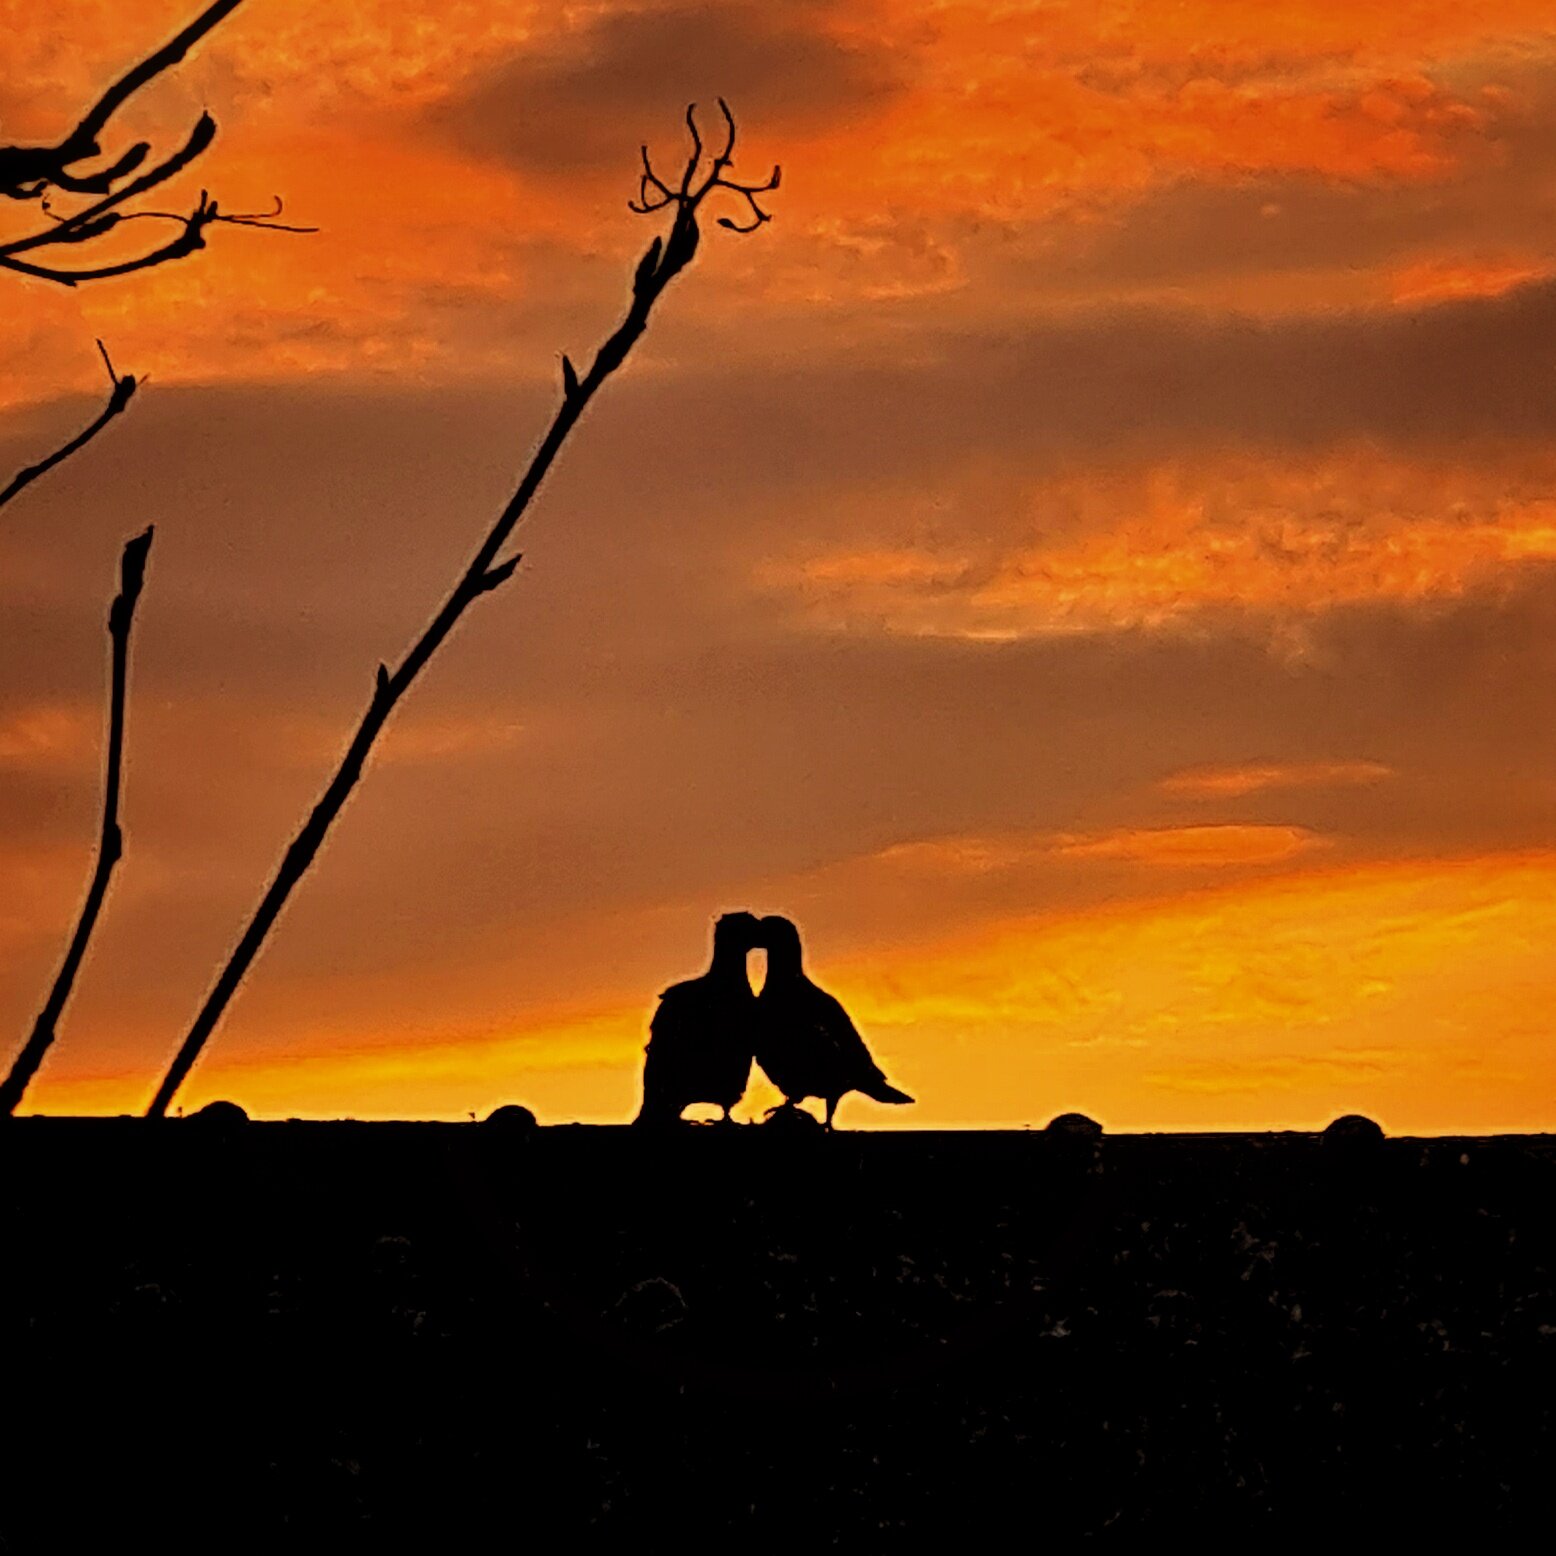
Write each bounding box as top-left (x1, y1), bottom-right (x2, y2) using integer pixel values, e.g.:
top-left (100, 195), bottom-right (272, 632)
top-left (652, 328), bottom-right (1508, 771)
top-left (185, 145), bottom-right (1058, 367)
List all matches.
top-left (3, 1), bottom-right (1556, 1130)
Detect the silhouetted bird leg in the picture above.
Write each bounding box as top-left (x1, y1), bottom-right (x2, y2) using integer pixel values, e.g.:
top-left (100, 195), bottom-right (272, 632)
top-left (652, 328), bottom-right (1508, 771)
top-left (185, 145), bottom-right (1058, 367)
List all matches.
top-left (824, 1097), bottom-right (839, 1131)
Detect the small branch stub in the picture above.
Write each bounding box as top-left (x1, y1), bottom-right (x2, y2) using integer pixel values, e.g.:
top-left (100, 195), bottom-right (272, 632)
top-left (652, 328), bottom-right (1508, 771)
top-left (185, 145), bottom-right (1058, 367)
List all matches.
top-left (477, 556), bottom-right (523, 595)
top-left (1, 339), bottom-right (140, 515)
top-left (112, 524), bottom-right (154, 630)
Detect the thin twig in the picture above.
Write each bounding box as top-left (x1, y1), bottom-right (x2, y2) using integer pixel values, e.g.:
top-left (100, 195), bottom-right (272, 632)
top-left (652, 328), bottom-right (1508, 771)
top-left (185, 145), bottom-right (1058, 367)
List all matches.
top-left (0, 341), bottom-right (138, 514)
top-left (0, 527), bottom-right (154, 1115)
top-left (144, 105), bottom-right (781, 1118)
top-left (0, 185), bottom-right (311, 288)
top-left (628, 97), bottom-right (779, 228)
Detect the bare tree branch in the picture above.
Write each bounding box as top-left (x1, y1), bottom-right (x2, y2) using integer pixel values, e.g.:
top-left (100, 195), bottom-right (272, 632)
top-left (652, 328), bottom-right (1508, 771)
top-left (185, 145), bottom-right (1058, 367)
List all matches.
top-left (1, 115), bottom-right (217, 256)
top-left (0, 3), bottom-right (308, 288)
top-left (0, 341), bottom-right (138, 515)
top-left (144, 104), bottom-right (781, 1118)
top-left (0, 527), bottom-right (154, 1116)
top-left (0, 1), bottom-right (243, 199)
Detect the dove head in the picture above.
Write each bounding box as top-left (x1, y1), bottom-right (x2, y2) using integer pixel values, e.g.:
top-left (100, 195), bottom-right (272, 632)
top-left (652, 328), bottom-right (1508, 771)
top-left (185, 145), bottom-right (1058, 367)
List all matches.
top-left (712, 911), bottom-right (762, 958)
top-left (759, 915), bottom-right (803, 974)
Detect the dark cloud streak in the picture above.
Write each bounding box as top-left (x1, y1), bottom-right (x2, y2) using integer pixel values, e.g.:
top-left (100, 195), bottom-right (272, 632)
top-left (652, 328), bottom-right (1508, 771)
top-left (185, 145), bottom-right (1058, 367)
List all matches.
top-left (433, 1), bottom-right (900, 176)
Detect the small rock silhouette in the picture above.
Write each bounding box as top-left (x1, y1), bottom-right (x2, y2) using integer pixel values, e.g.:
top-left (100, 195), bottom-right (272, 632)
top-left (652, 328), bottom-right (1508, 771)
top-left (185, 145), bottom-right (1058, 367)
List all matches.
top-left (484, 1104), bottom-right (538, 1135)
top-left (1323, 1114), bottom-right (1384, 1148)
top-left (1046, 1113), bottom-right (1103, 1138)
top-left (614, 1276), bottom-right (688, 1334)
top-left (761, 1103), bottom-right (825, 1134)
top-left (187, 1100), bottom-right (248, 1128)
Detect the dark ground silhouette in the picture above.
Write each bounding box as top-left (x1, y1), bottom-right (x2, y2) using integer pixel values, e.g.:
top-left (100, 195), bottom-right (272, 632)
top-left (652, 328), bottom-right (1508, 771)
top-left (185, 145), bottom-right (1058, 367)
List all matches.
top-left (2, 1118), bottom-right (1553, 1547)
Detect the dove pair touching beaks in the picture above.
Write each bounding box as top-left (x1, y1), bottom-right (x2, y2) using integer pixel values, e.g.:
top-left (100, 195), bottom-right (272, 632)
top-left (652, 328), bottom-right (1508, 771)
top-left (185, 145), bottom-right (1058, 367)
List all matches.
top-left (634, 912), bottom-right (913, 1130)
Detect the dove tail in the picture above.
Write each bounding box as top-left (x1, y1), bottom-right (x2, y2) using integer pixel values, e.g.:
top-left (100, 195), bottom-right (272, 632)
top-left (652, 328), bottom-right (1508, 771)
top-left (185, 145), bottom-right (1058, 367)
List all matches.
top-left (861, 1080), bottom-right (913, 1105)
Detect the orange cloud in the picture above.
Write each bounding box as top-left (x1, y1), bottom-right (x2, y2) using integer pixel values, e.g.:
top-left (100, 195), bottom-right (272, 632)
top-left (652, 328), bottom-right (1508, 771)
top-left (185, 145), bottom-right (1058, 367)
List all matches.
top-left (1160, 760), bottom-right (1393, 798)
top-left (0, 704), bottom-right (96, 768)
top-left (1054, 825), bottom-right (1318, 867)
top-left (1141, 1049), bottom-right (1397, 1095)
top-left (873, 825), bottom-right (1319, 873)
top-left (1389, 255), bottom-right (1556, 306)
top-left (0, 840), bottom-right (95, 956)
top-left (928, 0), bottom-right (1556, 68)
top-left (0, 1), bottom-right (551, 130)
top-left (768, 450), bottom-right (1556, 639)
top-left (5, 1), bottom-right (1545, 407)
